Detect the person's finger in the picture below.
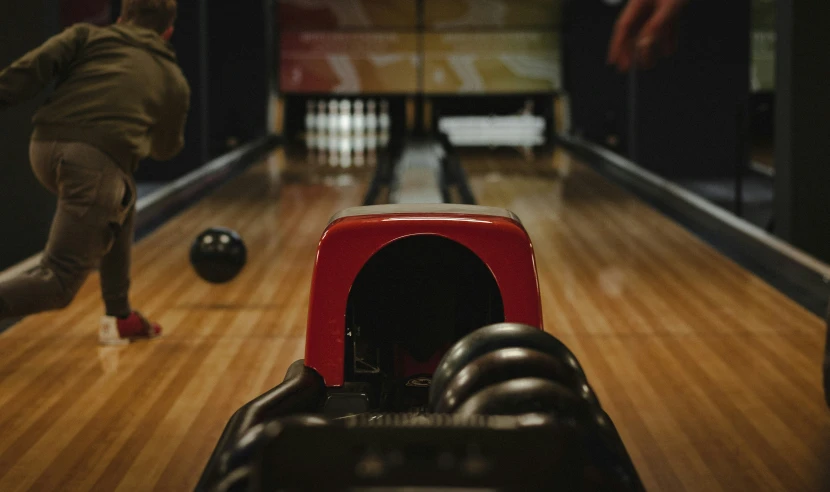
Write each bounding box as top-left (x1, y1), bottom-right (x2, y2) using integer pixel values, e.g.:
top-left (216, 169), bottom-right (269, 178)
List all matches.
top-left (636, 34), bottom-right (657, 68)
top-left (633, 2), bottom-right (677, 68)
top-left (613, 9), bottom-right (654, 70)
top-left (608, 0), bottom-right (649, 66)
top-left (637, 1), bottom-right (679, 49)
top-left (622, 34), bottom-right (644, 71)
top-left (607, 20), bottom-right (630, 66)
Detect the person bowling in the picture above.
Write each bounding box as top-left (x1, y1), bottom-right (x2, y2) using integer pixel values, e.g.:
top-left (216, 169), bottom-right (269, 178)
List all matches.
top-left (0, 0), bottom-right (190, 345)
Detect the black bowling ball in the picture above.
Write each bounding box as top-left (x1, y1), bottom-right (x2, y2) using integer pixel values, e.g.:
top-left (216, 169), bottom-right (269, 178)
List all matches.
top-left (190, 227), bottom-right (247, 283)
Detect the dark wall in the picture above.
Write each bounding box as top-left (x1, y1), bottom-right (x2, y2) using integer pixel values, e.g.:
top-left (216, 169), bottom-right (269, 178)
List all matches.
top-left (563, 0), bottom-right (751, 179)
top-left (562, 0), bottom-right (629, 154)
top-left (0, 1), bottom-right (62, 271)
top-left (206, 0), bottom-right (269, 158)
top-left (773, 0), bottom-right (830, 261)
top-left (632, 0), bottom-right (751, 179)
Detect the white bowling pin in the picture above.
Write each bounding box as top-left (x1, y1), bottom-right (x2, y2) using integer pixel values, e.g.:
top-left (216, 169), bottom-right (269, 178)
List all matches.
top-left (317, 143), bottom-right (327, 167)
top-left (339, 99), bottom-right (351, 133)
top-left (353, 132), bottom-right (366, 168)
top-left (339, 133), bottom-right (351, 154)
top-left (379, 99), bottom-right (390, 132)
top-left (366, 99), bottom-right (378, 132)
top-left (521, 98), bottom-right (534, 115)
top-left (353, 99), bottom-right (365, 134)
top-left (353, 132), bottom-right (366, 154)
top-left (327, 129), bottom-right (339, 167)
top-left (366, 130), bottom-right (377, 152)
top-left (366, 131), bottom-right (377, 166)
top-left (305, 100), bottom-right (316, 131)
top-left (328, 100), bottom-right (339, 133)
top-left (315, 131), bottom-right (327, 154)
top-left (316, 101), bottom-right (327, 130)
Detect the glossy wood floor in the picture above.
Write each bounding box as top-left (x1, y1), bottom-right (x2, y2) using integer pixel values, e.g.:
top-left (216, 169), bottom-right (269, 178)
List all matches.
top-left (0, 149), bottom-right (369, 491)
top-left (463, 147), bottom-right (830, 491)
top-left (0, 144), bottom-right (828, 491)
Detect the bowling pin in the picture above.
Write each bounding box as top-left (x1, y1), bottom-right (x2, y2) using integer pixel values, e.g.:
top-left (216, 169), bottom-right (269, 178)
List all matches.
top-left (339, 99), bottom-right (351, 134)
top-left (316, 100), bottom-right (327, 131)
top-left (327, 127), bottom-right (339, 167)
top-left (353, 131), bottom-right (366, 154)
top-left (366, 99), bottom-right (378, 132)
top-left (340, 129), bottom-right (355, 168)
top-left (340, 139), bottom-right (352, 168)
top-left (379, 99), bottom-right (390, 132)
top-left (315, 130), bottom-right (327, 151)
top-left (521, 98), bottom-right (534, 116)
top-left (306, 129), bottom-right (317, 150)
top-left (353, 130), bottom-right (366, 167)
top-left (328, 99), bottom-right (339, 134)
top-left (366, 130), bottom-right (377, 152)
top-left (316, 137), bottom-right (327, 166)
top-left (353, 99), bottom-right (365, 134)
top-left (305, 99), bottom-right (316, 131)
top-left (339, 133), bottom-right (351, 154)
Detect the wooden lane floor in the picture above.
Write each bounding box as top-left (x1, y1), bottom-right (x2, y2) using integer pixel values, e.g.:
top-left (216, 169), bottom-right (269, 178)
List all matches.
top-left (462, 146), bottom-right (830, 491)
top-left (0, 148), bottom-right (368, 491)
top-left (2, 140), bottom-right (827, 491)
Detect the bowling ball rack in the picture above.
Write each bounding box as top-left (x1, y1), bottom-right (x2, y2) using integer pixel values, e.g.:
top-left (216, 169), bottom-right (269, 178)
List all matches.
top-left (202, 412), bottom-right (642, 492)
top-left (196, 330), bottom-right (646, 492)
top-left (195, 204), bottom-right (647, 491)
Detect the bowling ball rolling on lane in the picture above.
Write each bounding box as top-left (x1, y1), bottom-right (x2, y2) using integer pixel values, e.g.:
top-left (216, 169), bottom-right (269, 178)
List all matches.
top-left (189, 227), bottom-right (247, 284)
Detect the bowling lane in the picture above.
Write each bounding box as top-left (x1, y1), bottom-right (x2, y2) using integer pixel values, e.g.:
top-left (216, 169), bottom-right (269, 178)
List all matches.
top-left (0, 148), bottom-right (368, 491)
top-left (463, 146), bottom-right (830, 491)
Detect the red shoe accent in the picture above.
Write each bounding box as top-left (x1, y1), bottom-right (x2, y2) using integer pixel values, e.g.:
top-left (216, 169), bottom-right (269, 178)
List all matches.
top-left (117, 312), bottom-right (162, 338)
top-left (99, 311), bottom-right (161, 345)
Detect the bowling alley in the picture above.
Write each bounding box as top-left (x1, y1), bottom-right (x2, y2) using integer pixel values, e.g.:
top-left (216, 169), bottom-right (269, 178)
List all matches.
top-left (1, 0), bottom-right (829, 490)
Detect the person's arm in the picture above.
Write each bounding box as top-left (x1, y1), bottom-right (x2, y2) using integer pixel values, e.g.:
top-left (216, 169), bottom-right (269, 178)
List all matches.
top-left (150, 78), bottom-right (190, 161)
top-left (0, 24), bottom-right (89, 110)
top-left (607, 0), bottom-right (688, 71)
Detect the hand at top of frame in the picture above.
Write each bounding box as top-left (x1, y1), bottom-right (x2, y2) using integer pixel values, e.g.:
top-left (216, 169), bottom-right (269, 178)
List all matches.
top-left (607, 0), bottom-right (689, 71)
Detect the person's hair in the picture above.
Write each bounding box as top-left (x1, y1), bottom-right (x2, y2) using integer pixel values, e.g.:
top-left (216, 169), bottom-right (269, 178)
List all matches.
top-left (121, 0), bottom-right (177, 34)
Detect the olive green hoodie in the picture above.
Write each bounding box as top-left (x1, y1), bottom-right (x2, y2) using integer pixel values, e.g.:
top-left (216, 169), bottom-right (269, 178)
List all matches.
top-left (0, 23), bottom-right (190, 174)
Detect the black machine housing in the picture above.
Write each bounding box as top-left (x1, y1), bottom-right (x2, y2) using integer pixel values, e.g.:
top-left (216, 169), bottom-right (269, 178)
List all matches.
top-left (196, 236), bottom-right (645, 491)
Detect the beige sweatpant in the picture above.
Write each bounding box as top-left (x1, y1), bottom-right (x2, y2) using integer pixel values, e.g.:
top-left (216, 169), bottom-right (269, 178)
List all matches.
top-left (0, 140), bottom-right (136, 319)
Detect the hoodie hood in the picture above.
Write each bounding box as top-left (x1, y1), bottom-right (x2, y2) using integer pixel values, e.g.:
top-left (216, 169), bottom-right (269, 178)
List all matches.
top-left (107, 24), bottom-right (177, 62)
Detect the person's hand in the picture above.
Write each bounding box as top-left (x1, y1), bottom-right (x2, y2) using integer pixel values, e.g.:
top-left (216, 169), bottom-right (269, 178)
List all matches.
top-left (608, 0), bottom-right (688, 71)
